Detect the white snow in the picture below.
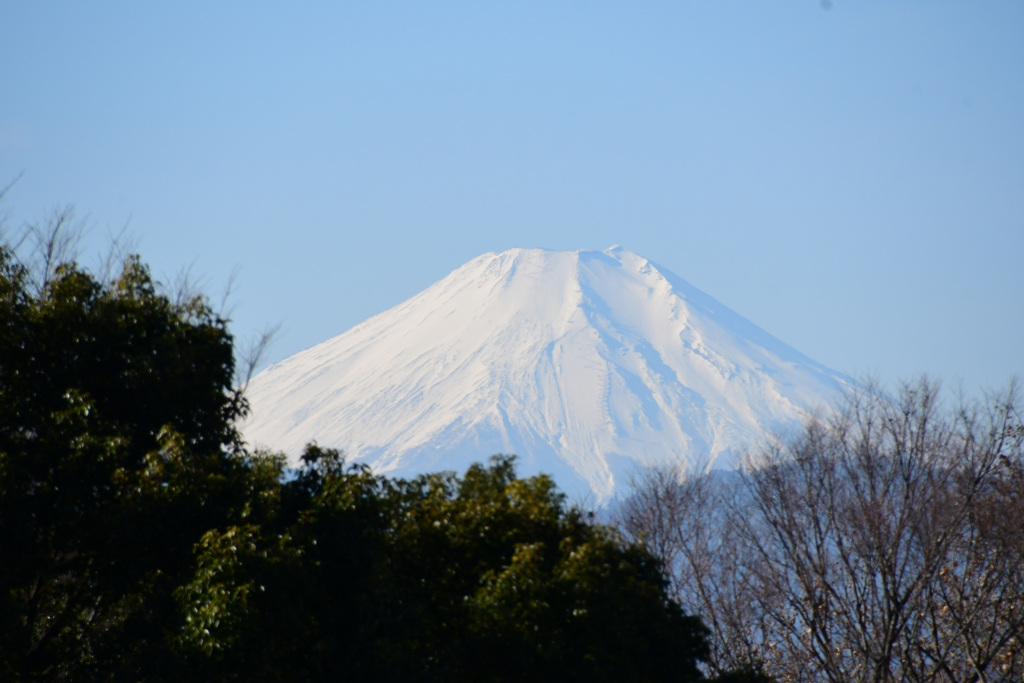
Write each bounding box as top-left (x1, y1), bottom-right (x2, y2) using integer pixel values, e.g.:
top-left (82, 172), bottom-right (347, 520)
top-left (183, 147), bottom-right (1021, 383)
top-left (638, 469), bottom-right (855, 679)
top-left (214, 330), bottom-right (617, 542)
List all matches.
top-left (241, 247), bottom-right (852, 503)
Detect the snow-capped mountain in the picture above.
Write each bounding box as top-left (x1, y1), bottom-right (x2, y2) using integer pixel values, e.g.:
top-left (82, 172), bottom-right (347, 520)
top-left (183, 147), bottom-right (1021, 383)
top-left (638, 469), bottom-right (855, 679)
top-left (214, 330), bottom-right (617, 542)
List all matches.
top-left (242, 247), bottom-right (850, 502)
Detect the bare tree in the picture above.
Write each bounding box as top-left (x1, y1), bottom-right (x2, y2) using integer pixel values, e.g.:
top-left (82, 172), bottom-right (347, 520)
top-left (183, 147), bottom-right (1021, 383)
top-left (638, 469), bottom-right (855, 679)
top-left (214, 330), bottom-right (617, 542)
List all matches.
top-left (617, 378), bottom-right (1024, 682)
top-left (619, 460), bottom-right (774, 676)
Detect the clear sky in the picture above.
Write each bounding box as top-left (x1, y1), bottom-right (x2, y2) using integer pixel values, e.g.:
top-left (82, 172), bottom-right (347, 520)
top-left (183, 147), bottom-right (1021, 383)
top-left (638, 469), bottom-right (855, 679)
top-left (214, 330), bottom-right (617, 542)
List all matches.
top-left (3, 1), bottom-right (1022, 396)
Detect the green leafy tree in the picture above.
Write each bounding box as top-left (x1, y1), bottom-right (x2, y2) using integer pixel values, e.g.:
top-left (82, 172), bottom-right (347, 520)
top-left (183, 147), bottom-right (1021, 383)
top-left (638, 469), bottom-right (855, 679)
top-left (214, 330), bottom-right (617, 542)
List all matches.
top-left (0, 226), bottom-right (253, 680)
top-left (175, 451), bottom-right (712, 682)
top-left (379, 455), bottom-right (710, 682)
top-left (1, 215), bottom-right (714, 681)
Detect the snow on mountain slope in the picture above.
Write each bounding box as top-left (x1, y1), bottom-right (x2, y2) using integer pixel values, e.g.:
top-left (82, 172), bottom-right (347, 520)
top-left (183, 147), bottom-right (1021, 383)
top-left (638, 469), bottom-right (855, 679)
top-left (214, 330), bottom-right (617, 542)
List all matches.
top-left (241, 247), bottom-right (851, 502)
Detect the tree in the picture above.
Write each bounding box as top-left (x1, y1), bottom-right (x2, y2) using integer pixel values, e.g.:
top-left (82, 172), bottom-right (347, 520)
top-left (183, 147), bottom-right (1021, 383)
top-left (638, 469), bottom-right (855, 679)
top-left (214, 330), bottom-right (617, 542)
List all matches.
top-left (0, 218), bottom-right (254, 679)
top-left (617, 464), bottom-right (769, 678)
top-left (383, 455), bottom-right (709, 682)
top-left (618, 379), bottom-right (1024, 682)
top-left (175, 451), bottom-right (712, 682)
top-left (1, 212), bottom-right (714, 681)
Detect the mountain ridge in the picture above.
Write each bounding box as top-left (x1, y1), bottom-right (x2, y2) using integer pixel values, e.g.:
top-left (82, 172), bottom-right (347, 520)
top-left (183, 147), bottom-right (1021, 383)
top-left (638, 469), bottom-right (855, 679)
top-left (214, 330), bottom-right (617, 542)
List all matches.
top-left (242, 246), bottom-right (851, 501)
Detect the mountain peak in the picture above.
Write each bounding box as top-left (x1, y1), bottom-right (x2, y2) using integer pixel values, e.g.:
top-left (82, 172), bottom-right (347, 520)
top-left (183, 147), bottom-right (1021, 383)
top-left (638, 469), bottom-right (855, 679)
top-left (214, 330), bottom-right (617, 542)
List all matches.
top-left (243, 248), bottom-right (849, 502)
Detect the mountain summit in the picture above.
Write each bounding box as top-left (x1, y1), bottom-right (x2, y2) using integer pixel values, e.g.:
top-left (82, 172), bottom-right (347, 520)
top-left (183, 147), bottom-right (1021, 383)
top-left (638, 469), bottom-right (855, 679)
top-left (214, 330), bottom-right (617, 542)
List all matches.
top-left (242, 247), bottom-right (849, 501)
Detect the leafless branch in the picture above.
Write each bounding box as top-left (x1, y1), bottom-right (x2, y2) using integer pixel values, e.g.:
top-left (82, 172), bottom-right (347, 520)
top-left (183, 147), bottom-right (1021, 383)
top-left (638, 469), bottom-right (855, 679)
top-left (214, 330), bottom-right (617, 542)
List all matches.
top-left (616, 377), bottom-right (1024, 681)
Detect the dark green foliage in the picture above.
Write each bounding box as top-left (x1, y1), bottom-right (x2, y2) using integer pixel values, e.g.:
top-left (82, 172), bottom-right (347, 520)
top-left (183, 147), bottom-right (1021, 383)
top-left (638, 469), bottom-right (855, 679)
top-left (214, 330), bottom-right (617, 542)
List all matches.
top-left (0, 232), bottom-right (712, 681)
top-left (174, 450), bottom-right (710, 682)
top-left (0, 244), bottom-right (252, 680)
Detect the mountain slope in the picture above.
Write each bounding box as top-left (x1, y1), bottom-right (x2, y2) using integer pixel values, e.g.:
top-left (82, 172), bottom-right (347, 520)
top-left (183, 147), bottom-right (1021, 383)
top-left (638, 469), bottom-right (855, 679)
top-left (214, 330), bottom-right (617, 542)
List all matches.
top-left (242, 247), bottom-right (850, 501)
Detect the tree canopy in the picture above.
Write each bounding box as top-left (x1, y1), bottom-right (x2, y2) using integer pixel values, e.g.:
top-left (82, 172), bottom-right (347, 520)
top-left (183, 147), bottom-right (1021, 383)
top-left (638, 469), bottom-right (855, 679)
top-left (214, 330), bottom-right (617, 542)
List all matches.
top-left (0, 221), bottom-right (717, 681)
top-left (0, 229), bottom-right (255, 679)
top-left (175, 448), bottom-right (711, 682)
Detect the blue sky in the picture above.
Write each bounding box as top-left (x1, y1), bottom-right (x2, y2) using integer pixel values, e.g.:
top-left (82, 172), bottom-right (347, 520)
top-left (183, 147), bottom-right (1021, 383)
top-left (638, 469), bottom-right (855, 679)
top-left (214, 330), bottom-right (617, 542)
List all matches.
top-left (3, 1), bottom-right (1022, 395)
